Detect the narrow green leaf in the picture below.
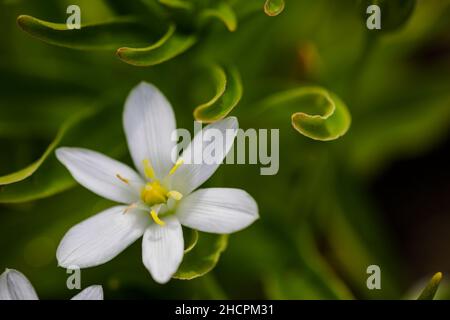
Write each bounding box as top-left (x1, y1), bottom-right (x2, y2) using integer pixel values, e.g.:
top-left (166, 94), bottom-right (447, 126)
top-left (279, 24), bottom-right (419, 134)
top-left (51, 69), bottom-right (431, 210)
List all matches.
top-left (259, 87), bottom-right (351, 141)
top-left (418, 272), bottom-right (443, 300)
top-left (193, 65), bottom-right (243, 123)
top-left (116, 24), bottom-right (197, 66)
top-left (264, 0), bottom-right (285, 17)
top-left (17, 15), bottom-right (154, 50)
top-left (0, 110), bottom-right (92, 186)
top-left (159, 0), bottom-right (193, 10)
top-left (173, 233), bottom-right (228, 280)
top-left (200, 2), bottom-right (238, 32)
top-left (0, 104), bottom-right (125, 204)
top-left (183, 228), bottom-right (199, 254)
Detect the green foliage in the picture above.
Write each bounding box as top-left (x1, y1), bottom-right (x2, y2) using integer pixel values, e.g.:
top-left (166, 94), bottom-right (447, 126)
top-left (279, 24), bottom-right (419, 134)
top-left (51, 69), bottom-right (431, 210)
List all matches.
top-left (193, 64), bottom-right (243, 123)
top-left (257, 87), bottom-right (351, 141)
top-left (174, 233), bottom-right (228, 280)
top-left (417, 273), bottom-right (443, 300)
top-left (1, 0), bottom-right (449, 299)
top-left (264, 0), bottom-right (285, 17)
top-left (17, 15), bottom-right (156, 50)
top-left (117, 24), bottom-right (197, 66)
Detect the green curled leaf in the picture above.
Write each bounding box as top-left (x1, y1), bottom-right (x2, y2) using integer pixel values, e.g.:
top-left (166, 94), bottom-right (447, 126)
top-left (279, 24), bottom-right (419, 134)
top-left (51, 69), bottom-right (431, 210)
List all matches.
top-left (360, 0), bottom-right (416, 32)
top-left (418, 272), bottom-right (443, 300)
top-left (0, 110), bottom-right (92, 186)
top-left (193, 65), bottom-right (243, 123)
top-left (173, 233), bottom-right (228, 280)
top-left (116, 24), bottom-right (197, 66)
top-left (259, 87), bottom-right (351, 141)
top-left (17, 15), bottom-right (154, 50)
top-left (200, 1), bottom-right (238, 32)
top-left (183, 228), bottom-right (199, 254)
top-left (159, 0), bottom-right (193, 10)
top-left (264, 0), bottom-right (285, 17)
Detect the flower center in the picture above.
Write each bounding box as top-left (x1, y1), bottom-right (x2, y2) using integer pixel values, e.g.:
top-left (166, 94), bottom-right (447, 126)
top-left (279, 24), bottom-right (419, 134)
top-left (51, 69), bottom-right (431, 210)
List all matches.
top-left (141, 181), bottom-right (168, 206)
top-left (116, 158), bottom-right (184, 227)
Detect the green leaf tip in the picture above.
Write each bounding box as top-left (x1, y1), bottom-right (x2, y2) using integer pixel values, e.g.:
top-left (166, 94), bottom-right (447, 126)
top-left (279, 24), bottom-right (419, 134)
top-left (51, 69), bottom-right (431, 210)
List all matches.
top-left (159, 0), bottom-right (193, 10)
top-left (17, 14), bottom-right (153, 50)
top-left (200, 2), bottom-right (238, 32)
top-left (264, 0), bottom-right (285, 17)
top-left (193, 65), bottom-right (243, 123)
top-left (260, 87), bottom-right (351, 141)
top-left (173, 233), bottom-right (228, 280)
top-left (417, 272), bottom-right (443, 300)
top-left (116, 24), bottom-right (197, 67)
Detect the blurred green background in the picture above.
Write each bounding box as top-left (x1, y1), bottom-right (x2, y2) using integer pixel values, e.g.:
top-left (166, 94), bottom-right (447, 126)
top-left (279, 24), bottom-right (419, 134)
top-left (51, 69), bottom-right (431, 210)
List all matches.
top-left (1, 0), bottom-right (450, 299)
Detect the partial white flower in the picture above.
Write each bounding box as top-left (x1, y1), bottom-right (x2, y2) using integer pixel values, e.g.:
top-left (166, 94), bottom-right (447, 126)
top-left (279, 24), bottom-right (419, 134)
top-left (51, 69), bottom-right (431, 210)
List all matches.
top-left (0, 269), bottom-right (103, 300)
top-left (56, 82), bottom-right (259, 284)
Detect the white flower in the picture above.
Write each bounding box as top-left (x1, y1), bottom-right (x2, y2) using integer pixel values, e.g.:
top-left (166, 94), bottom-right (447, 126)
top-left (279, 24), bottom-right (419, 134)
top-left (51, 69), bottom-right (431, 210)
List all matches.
top-left (0, 268), bottom-right (103, 300)
top-left (55, 82), bottom-right (259, 284)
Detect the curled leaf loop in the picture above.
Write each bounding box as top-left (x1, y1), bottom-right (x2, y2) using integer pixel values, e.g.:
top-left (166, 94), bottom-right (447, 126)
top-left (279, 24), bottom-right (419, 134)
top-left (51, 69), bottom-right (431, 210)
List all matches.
top-left (193, 65), bottom-right (243, 123)
top-left (259, 87), bottom-right (351, 141)
top-left (264, 0), bottom-right (285, 17)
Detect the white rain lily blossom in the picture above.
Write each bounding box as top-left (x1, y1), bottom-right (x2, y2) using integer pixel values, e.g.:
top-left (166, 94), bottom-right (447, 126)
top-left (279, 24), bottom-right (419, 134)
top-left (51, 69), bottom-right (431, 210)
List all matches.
top-left (55, 82), bottom-right (259, 284)
top-left (0, 268), bottom-right (103, 300)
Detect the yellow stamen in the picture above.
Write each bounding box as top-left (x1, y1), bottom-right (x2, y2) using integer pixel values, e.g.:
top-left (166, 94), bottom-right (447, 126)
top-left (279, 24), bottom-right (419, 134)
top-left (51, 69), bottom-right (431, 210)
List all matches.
top-left (167, 190), bottom-right (183, 201)
top-left (169, 158), bottom-right (184, 176)
top-left (116, 174), bottom-right (129, 184)
top-left (150, 209), bottom-right (165, 226)
top-left (143, 159), bottom-right (156, 180)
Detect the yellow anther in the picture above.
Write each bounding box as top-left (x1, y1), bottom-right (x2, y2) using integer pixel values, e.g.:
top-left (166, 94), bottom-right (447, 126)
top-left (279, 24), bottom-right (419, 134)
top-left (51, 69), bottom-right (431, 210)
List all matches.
top-left (116, 174), bottom-right (129, 184)
top-left (143, 159), bottom-right (156, 180)
top-left (150, 209), bottom-right (165, 226)
top-left (167, 190), bottom-right (183, 201)
top-left (169, 158), bottom-right (184, 176)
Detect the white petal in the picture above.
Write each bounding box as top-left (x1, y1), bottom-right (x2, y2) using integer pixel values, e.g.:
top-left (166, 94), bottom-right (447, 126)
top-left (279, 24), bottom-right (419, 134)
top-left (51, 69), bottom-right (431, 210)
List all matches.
top-left (57, 206), bottom-right (148, 268)
top-left (170, 117), bottom-right (238, 195)
top-left (124, 82), bottom-right (177, 179)
top-left (0, 269), bottom-right (39, 300)
top-left (142, 217), bottom-right (184, 284)
top-left (177, 188), bottom-right (259, 234)
top-left (71, 285), bottom-right (103, 300)
top-left (56, 147), bottom-right (144, 204)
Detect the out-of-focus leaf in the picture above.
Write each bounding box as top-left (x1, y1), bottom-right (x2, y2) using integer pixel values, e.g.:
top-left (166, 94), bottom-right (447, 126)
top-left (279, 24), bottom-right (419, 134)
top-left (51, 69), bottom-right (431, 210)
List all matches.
top-left (183, 228), bottom-right (199, 254)
top-left (173, 233), bottom-right (228, 280)
top-left (159, 0), bottom-right (193, 10)
top-left (17, 15), bottom-right (155, 50)
top-left (0, 104), bottom-right (125, 204)
top-left (0, 109), bottom-right (92, 186)
top-left (258, 87), bottom-right (351, 141)
top-left (116, 24), bottom-right (197, 66)
top-left (417, 272), bottom-right (443, 300)
top-left (360, 0), bottom-right (416, 32)
top-left (264, 0), bottom-right (285, 17)
top-left (200, 2), bottom-right (238, 32)
top-left (193, 65), bottom-right (242, 123)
